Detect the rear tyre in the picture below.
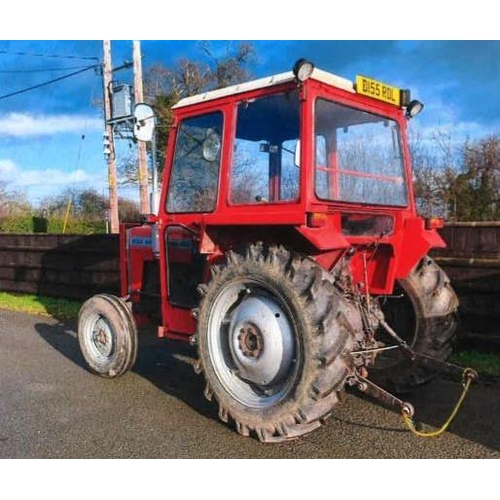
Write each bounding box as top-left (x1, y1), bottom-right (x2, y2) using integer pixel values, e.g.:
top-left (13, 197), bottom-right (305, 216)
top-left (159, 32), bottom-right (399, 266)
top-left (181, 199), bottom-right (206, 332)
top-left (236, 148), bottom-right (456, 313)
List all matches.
top-left (78, 294), bottom-right (138, 378)
top-left (196, 244), bottom-right (360, 442)
top-left (371, 256), bottom-right (458, 393)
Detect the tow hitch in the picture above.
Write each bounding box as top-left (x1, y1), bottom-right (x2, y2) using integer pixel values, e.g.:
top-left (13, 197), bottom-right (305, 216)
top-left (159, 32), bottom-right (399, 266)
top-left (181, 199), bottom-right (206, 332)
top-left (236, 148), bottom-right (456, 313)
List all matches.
top-left (350, 316), bottom-right (479, 437)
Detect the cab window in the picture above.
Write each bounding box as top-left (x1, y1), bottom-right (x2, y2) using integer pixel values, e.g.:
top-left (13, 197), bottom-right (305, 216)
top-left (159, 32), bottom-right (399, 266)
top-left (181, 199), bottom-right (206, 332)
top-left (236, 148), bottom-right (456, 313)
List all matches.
top-left (230, 91), bottom-right (300, 204)
top-left (167, 112), bottom-right (223, 213)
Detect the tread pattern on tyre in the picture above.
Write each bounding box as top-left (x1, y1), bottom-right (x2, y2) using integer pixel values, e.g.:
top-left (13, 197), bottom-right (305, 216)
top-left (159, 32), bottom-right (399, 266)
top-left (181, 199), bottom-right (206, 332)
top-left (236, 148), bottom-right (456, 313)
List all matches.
top-left (78, 293), bottom-right (138, 378)
top-left (196, 243), bottom-right (362, 442)
top-left (371, 256), bottom-right (459, 393)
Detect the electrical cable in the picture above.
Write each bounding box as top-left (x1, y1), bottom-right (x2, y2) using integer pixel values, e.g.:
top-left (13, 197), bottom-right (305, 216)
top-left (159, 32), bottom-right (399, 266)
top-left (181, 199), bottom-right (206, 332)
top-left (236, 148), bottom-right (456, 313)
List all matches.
top-left (0, 49), bottom-right (99, 61)
top-left (0, 64), bottom-right (100, 101)
top-left (74, 83), bottom-right (97, 172)
top-left (0, 64), bottom-right (92, 74)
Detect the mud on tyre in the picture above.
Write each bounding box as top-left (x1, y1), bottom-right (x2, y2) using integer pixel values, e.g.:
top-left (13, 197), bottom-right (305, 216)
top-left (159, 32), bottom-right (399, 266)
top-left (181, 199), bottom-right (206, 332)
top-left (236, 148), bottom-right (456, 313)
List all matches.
top-left (195, 244), bottom-right (361, 442)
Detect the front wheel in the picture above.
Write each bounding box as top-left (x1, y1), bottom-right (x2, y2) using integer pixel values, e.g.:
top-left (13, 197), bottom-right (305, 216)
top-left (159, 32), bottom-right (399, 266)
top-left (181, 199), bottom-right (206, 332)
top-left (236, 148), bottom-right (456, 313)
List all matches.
top-left (196, 244), bottom-right (360, 442)
top-left (78, 294), bottom-right (138, 378)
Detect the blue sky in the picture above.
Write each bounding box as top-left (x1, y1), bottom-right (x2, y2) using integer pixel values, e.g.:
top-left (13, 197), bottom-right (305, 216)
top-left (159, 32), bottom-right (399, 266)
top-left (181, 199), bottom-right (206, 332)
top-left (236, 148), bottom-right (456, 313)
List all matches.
top-left (1, 39), bottom-right (499, 205)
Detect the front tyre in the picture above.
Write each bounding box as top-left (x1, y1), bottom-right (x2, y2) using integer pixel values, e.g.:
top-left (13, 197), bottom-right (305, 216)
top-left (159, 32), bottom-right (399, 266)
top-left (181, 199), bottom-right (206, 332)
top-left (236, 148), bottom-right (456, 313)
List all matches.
top-left (78, 294), bottom-right (138, 378)
top-left (196, 244), bottom-right (358, 442)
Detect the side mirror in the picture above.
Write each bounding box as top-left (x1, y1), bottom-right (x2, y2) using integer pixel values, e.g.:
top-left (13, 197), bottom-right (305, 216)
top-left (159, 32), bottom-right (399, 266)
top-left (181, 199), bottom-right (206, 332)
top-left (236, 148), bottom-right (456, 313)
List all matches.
top-left (202, 128), bottom-right (221, 162)
top-left (133, 103), bottom-right (156, 142)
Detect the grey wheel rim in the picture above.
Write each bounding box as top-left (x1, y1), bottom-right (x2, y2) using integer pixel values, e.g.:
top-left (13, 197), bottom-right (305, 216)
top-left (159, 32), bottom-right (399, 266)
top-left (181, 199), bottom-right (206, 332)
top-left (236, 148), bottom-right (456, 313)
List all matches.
top-left (207, 279), bottom-right (299, 409)
top-left (82, 312), bottom-right (116, 362)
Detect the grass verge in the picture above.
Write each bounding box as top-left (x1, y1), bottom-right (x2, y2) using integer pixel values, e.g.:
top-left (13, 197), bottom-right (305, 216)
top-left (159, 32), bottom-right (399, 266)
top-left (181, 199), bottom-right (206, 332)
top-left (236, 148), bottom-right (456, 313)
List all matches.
top-left (451, 350), bottom-right (500, 377)
top-left (0, 291), bottom-right (81, 321)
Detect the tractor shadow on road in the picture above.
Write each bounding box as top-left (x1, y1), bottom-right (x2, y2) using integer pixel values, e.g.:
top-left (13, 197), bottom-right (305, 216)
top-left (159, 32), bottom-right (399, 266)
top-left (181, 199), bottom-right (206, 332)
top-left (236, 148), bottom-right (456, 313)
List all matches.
top-left (35, 320), bottom-right (87, 369)
top-left (35, 321), bottom-right (220, 426)
top-left (131, 330), bottom-right (219, 423)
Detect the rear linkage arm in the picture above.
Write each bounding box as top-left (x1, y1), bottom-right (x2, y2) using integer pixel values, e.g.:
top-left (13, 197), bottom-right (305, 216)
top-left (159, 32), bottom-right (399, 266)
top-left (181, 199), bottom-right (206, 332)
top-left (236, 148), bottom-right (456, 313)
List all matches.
top-left (348, 315), bottom-right (478, 420)
top-left (378, 314), bottom-right (478, 383)
top-left (346, 374), bottom-right (416, 417)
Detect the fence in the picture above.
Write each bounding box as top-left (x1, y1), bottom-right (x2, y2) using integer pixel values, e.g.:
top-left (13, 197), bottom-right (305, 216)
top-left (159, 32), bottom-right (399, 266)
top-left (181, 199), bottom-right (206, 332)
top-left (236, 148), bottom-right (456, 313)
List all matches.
top-left (431, 222), bottom-right (500, 341)
top-left (0, 226), bottom-right (498, 338)
top-left (0, 234), bottom-right (119, 300)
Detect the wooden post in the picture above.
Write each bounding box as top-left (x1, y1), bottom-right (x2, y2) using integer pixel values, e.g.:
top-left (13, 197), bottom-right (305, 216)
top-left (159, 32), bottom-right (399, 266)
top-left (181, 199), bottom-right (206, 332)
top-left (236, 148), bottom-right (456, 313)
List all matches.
top-left (133, 40), bottom-right (150, 214)
top-left (102, 40), bottom-right (120, 233)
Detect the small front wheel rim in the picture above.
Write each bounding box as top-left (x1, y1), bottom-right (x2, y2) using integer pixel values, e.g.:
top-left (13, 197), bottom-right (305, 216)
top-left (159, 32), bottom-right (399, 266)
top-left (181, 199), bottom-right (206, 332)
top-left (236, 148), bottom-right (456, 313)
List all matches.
top-left (82, 312), bottom-right (116, 362)
top-left (207, 279), bottom-right (300, 409)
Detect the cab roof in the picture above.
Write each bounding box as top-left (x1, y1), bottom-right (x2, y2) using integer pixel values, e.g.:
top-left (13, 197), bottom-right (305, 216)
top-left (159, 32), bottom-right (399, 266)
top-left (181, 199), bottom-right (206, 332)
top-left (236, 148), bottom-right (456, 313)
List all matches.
top-left (172, 68), bottom-right (355, 109)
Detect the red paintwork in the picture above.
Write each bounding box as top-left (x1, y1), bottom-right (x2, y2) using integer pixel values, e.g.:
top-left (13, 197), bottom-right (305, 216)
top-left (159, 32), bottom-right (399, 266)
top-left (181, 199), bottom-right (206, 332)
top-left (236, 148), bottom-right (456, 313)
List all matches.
top-left (119, 72), bottom-right (446, 341)
top-left (121, 224), bottom-right (153, 299)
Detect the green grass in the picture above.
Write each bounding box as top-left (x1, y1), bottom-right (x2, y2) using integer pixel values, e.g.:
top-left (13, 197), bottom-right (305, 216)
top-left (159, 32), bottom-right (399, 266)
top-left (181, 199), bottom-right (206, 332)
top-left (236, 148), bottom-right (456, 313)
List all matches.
top-left (451, 350), bottom-right (500, 377)
top-left (0, 292), bottom-right (81, 320)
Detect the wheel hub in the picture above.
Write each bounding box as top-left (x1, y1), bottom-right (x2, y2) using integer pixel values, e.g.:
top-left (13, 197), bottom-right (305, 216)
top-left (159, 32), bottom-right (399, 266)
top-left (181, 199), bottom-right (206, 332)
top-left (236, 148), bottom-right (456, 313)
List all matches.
top-left (229, 295), bottom-right (294, 387)
top-left (237, 323), bottom-right (263, 359)
top-left (92, 318), bottom-right (113, 357)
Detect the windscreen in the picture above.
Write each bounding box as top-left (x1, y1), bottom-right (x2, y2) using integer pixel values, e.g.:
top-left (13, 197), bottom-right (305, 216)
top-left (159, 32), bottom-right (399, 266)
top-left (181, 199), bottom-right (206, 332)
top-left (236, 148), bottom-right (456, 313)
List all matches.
top-left (315, 99), bottom-right (407, 207)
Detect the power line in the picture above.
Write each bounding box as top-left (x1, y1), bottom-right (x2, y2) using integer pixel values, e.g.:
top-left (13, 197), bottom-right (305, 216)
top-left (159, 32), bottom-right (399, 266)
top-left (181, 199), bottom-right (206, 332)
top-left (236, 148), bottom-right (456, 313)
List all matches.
top-left (0, 64), bottom-right (100, 101)
top-left (74, 83), bottom-right (97, 172)
top-left (0, 64), bottom-right (92, 74)
top-left (0, 49), bottom-right (99, 61)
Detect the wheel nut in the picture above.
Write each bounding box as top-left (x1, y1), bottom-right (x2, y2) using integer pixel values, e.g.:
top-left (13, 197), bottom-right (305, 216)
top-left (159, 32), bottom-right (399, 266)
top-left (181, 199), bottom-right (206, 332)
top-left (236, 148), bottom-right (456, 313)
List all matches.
top-left (237, 324), bottom-right (263, 358)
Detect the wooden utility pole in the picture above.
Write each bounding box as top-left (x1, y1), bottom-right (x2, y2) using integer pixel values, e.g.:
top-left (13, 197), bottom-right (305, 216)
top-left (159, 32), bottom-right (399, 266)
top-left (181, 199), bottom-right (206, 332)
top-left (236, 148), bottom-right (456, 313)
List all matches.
top-left (102, 40), bottom-right (120, 233)
top-left (133, 40), bottom-right (150, 214)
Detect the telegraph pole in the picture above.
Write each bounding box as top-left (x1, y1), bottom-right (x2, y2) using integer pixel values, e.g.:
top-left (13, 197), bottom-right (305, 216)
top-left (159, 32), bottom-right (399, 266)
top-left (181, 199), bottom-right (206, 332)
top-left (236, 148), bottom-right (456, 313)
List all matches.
top-left (102, 40), bottom-right (120, 233)
top-left (133, 40), bottom-right (150, 214)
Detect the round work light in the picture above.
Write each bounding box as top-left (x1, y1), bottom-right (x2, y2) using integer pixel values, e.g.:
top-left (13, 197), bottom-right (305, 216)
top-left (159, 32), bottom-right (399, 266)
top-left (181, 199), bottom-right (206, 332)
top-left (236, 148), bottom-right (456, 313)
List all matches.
top-left (292, 59), bottom-right (315, 82)
top-left (406, 99), bottom-right (424, 118)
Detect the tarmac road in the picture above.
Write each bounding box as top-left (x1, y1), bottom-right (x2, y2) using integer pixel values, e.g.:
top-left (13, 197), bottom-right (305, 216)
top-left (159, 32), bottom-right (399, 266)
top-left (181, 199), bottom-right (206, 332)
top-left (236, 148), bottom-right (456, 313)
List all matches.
top-left (1, 309), bottom-right (499, 459)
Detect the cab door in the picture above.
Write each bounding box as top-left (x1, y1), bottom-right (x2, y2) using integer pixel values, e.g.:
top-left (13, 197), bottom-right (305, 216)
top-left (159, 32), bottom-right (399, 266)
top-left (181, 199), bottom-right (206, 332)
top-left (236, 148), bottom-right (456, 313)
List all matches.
top-left (159, 111), bottom-right (224, 339)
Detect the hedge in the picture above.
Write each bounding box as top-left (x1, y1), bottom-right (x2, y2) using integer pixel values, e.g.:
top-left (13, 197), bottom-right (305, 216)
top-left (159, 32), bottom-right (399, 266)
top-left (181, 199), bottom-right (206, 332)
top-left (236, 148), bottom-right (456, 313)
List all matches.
top-left (0, 215), bottom-right (106, 234)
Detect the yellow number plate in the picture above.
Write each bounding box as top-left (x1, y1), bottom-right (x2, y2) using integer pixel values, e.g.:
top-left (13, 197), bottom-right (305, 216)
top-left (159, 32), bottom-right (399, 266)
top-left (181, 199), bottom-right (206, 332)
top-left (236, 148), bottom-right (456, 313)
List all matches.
top-left (356, 75), bottom-right (401, 106)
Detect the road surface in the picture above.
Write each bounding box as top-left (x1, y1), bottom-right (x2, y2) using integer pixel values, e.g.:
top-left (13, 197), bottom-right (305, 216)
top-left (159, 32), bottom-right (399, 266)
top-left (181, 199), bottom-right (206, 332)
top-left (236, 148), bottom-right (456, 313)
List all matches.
top-left (1, 309), bottom-right (499, 458)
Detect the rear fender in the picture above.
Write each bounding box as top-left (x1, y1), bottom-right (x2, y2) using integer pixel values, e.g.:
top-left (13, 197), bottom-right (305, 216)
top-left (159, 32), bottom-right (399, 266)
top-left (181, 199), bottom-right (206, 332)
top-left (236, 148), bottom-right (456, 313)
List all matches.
top-left (395, 218), bottom-right (446, 279)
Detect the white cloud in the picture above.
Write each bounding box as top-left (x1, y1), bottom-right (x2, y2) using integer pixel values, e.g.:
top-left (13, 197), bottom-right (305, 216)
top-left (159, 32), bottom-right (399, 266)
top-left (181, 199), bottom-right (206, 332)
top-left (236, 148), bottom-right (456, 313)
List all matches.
top-left (12, 167), bottom-right (98, 187)
top-left (0, 113), bottom-right (102, 138)
top-left (0, 157), bottom-right (107, 202)
top-left (0, 159), bottom-right (18, 176)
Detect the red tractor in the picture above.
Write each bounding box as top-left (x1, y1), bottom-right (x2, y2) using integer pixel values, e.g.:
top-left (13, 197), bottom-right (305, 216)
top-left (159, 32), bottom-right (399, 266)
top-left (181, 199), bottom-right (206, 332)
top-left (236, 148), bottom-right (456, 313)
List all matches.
top-left (78, 60), bottom-right (462, 442)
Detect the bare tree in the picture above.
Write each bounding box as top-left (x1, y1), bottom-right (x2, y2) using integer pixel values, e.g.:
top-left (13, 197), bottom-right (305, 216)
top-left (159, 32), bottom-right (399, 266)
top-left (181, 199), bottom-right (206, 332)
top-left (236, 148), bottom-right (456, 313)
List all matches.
top-left (0, 182), bottom-right (31, 218)
top-left (117, 42), bottom-right (256, 186)
top-left (41, 188), bottom-right (140, 223)
top-left (456, 135), bottom-right (500, 220)
top-left (409, 129), bottom-right (461, 218)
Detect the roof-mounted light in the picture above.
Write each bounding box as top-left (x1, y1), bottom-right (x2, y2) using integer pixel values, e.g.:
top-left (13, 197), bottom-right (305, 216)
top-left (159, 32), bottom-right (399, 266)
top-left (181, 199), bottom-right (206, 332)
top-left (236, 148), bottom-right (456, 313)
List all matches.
top-left (406, 99), bottom-right (424, 119)
top-left (293, 59), bottom-right (315, 82)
